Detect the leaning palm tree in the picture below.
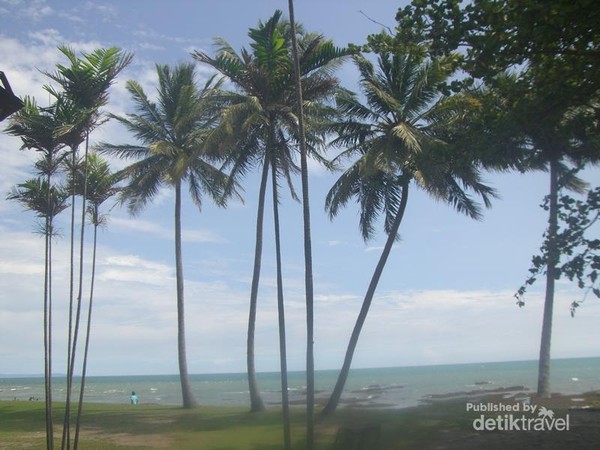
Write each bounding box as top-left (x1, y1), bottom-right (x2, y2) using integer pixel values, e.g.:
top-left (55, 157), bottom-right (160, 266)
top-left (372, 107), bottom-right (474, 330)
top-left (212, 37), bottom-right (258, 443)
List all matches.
top-left (99, 63), bottom-right (230, 409)
top-left (67, 153), bottom-right (122, 450)
top-left (44, 46), bottom-right (132, 449)
top-left (193, 12), bottom-right (346, 429)
top-left (321, 51), bottom-right (497, 415)
top-left (5, 98), bottom-right (69, 450)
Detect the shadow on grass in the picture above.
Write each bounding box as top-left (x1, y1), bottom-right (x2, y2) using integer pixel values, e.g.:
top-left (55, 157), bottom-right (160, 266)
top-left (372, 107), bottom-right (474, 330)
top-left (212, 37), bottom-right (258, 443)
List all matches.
top-left (0, 399), bottom-right (475, 450)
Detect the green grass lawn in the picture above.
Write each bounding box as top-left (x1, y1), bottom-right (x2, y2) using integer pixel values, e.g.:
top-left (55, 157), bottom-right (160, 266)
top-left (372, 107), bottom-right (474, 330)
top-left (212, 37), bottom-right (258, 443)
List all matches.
top-left (2, 394), bottom-right (599, 449)
top-left (0, 400), bottom-right (472, 449)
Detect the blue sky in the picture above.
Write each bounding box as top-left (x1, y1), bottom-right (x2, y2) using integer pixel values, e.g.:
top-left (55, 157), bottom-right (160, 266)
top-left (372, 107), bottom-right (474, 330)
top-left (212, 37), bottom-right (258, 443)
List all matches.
top-left (1, 0), bottom-right (599, 377)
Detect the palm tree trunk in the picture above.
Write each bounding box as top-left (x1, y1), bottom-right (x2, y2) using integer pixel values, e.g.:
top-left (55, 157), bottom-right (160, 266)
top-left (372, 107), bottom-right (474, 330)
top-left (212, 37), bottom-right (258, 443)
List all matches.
top-left (64, 137), bottom-right (90, 450)
top-left (62, 145), bottom-right (78, 450)
top-left (175, 181), bottom-right (198, 409)
top-left (537, 156), bottom-right (560, 398)
top-left (74, 220), bottom-right (98, 450)
top-left (322, 179), bottom-right (410, 416)
top-left (286, 1), bottom-right (315, 446)
top-left (271, 162), bottom-right (292, 450)
top-left (44, 213), bottom-right (53, 450)
top-left (247, 159), bottom-right (269, 412)
top-left (43, 168), bottom-right (54, 450)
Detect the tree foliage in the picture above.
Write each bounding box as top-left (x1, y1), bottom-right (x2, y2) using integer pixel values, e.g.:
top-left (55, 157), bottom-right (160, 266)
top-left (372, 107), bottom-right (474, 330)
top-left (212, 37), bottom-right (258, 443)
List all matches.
top-left (394, 0), bottom-right (600, 81)
top-left (7, 177), bottom-right (69, 236)
top-left (193, 10), bottom-right (348, 418)
top-left (390, 0), bottom-right (600, 399)
top-left (516, 185), bottom-right (600, 315)
top-left (321, 40), bottom-right (496, 415)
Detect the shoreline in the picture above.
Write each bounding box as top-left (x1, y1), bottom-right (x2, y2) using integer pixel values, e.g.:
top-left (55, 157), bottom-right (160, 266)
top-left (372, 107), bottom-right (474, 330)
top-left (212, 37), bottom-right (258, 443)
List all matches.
top-left (3, 356), bottom-right (599, 409)
top-left (2, 390), bottom-right (600, 449)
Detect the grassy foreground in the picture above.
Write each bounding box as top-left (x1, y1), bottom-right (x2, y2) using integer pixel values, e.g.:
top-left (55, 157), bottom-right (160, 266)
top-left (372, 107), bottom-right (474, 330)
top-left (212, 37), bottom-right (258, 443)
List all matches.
top-left (2, 393), bottom-right (600, 449)
top-left (1, 400), bottom-right (466, 449)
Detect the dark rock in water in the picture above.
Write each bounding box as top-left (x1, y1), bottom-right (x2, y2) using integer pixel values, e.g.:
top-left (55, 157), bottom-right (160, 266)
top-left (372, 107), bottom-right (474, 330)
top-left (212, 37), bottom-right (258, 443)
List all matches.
top-left (350, 384), bottom-right (404, 395)
top-left (474, 381), bottom-right (492, 385)
top-left (421, 385), bottom-right (529, 403)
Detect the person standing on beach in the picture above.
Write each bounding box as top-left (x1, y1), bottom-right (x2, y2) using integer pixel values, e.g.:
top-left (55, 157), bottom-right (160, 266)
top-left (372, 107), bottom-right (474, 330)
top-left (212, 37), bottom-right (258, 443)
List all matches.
top-left (130, 391), bottom-right (138, 405)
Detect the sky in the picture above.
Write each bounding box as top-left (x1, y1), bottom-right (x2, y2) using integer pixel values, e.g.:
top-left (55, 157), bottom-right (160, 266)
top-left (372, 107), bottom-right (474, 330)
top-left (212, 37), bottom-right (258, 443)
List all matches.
top-left (1, 0), bottom-right (599, 377)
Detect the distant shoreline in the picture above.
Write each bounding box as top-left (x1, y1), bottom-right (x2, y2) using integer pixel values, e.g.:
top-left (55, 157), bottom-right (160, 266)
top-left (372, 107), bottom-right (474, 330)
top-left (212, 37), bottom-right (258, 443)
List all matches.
top-left (3, 354), bottom-right (599, 379)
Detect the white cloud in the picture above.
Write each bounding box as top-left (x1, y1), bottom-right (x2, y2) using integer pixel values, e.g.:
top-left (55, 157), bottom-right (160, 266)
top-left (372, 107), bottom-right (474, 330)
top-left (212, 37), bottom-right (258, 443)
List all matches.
top-left (28, 28), bottom-right (64, 47)
top-left (182, 229), bottom-right (226, 244)
top-left (109, 217), bottom-right (224, 243)
top-left (12, 0), bottom-right (53, 22)
top-left (2, 212), bottom-right (599, 376)
top-left (315, 293), bottom-right (360, 304)
top-left (315, 287), bottom-right (600, 370)
top-left (2, 0), bottom-right (600, 379)
top-left (99, 254), bottom-right (173, 286)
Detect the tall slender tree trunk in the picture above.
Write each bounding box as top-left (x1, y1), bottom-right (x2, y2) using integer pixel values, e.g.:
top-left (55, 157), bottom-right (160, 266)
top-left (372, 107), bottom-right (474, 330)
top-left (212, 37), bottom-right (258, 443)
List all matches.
top-left (74, 220), bottom-right (98, 450)
top-left (62, 145), bottom-right (78, 450)
top-left (537, 156), bottom-right (560, 398)
top-left (247, 159), bottom-right (269, 412)
top-left (287, 2), bottom-right (315, 447)
top-left (322, 180), bottom-right (410, 416)
top-left (64, 137), bottom-right (90, 450)
top-left (44, 215), bottom-right (54, 450)
top-left (43, 228), bottom-right (50, 449)
top-left (44, 169), bottom-right (54, 450)
top-left (174, 181), bottom-right (198, 408)
top-left (271, 162), bottom-right (292, 450)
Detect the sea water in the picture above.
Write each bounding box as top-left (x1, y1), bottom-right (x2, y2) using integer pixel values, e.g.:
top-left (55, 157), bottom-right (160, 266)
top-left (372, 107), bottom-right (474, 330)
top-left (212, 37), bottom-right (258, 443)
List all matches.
top-left (2, 357), bottom-right (599, 408)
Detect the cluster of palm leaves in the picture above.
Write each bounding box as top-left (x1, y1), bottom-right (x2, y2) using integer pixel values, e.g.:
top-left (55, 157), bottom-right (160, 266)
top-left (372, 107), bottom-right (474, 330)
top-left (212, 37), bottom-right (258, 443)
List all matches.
top-left (7, 8), bottom-right (514, 450)
top-left (192, 9), bottom-right (355, 446)
top-left (7, 46), bottom-right (132, 450)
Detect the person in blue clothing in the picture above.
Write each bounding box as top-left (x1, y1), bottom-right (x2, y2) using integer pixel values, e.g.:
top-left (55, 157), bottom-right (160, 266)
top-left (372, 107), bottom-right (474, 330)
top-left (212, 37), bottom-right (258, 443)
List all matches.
top-left (130, 391), bottom-right (139, 405)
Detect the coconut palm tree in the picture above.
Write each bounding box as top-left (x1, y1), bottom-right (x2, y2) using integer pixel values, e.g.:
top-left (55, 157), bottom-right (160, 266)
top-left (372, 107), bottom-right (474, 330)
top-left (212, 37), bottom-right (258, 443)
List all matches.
top-left (193, 12), bottom-right (346, 428)
top-left (99, 63), bottom-right (230, 409)
top-left (5, 98), bottom-right (69, 450)
top-left (321, 51), bottom-right (497, 415)
top-left (66, 153), bottom-right (122, 450)
top-left (195, 12), bottom-right (297, 435)
top-left (44, 46), bottom-right (132, 448)
top-left (286, 1), bottom-right (316, 446)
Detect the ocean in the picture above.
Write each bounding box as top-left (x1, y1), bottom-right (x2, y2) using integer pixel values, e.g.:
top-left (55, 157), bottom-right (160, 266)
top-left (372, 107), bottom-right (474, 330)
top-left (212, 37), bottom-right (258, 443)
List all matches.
top-left (2, 357), bottom-right (599, 409)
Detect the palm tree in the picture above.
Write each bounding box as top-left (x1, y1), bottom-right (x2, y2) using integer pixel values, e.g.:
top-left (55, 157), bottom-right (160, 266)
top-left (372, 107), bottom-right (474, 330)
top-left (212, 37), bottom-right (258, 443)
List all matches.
top-left (67, 153), bottom-right (122, 449)
top-left (44, 46), bottom-right (132, 448)
top-left (6, 179), bottom-right (70, 235)
top-left (321, 51), bottom-right (496, 415)
top-left (193, 12), bottom-right (346, 427)
top-left (286, 1), bottom-right (316, 446)
top-left (7, 177), bottom-right (69, 448)
top-left (195, 12), bottom-right (296, 435)
top-left (5, 98), bottom-right (69, 450)
top-left (99, 63), bottom-right (230, 409)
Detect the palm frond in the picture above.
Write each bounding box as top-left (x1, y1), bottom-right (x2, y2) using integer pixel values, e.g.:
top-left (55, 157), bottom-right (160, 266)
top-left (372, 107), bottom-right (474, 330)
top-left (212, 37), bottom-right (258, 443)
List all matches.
top-left (327, 47), bottom-right (495, 238)
top-left (96, 143), bottom-right (150, 160)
